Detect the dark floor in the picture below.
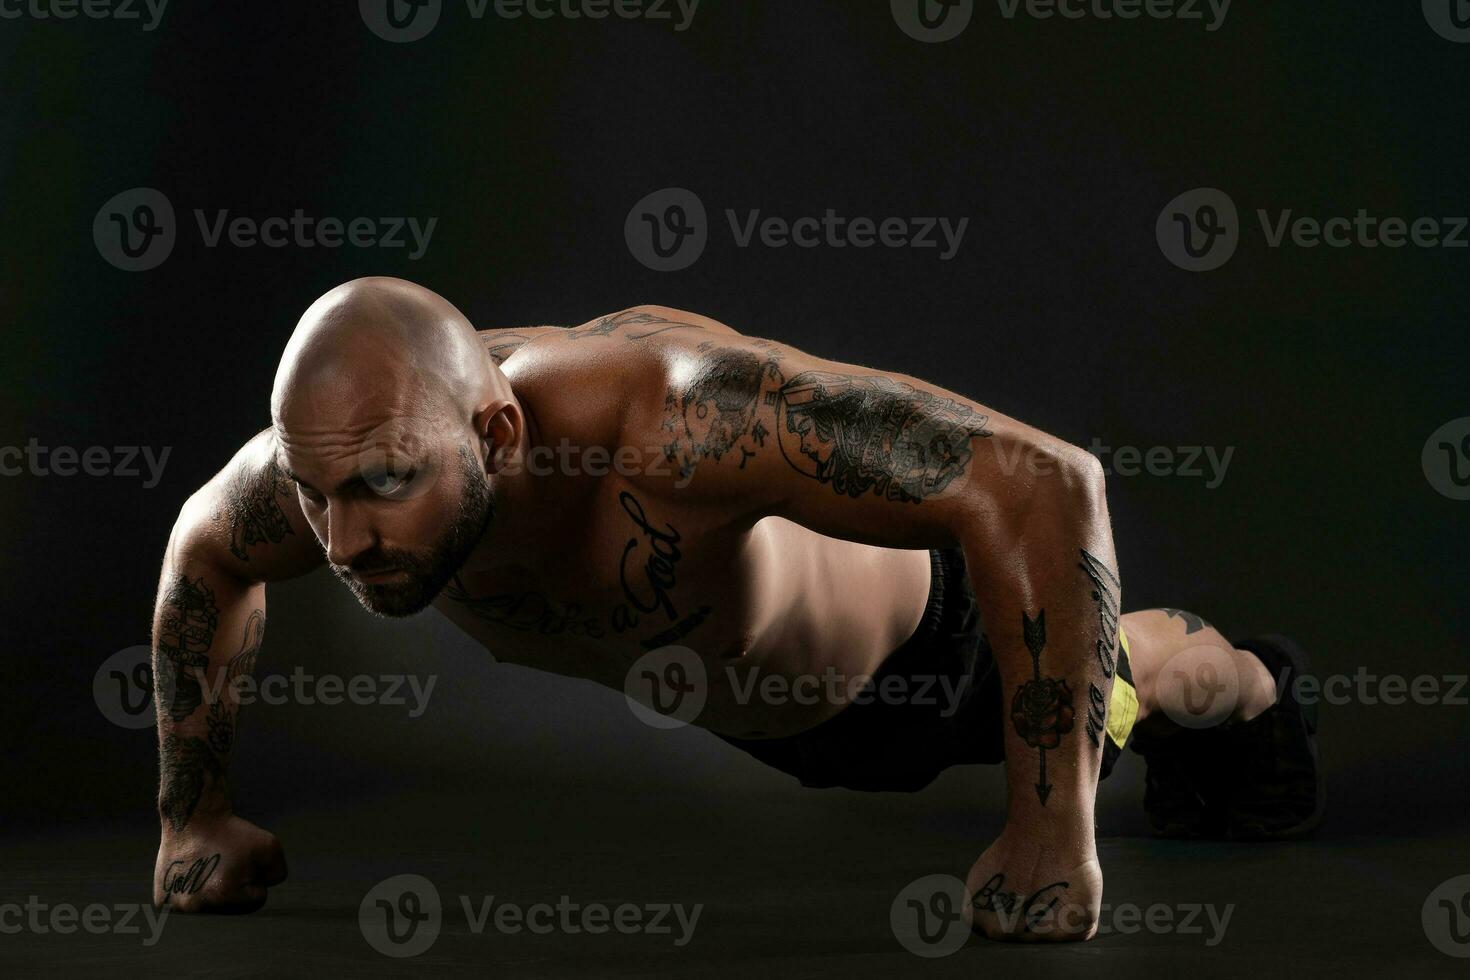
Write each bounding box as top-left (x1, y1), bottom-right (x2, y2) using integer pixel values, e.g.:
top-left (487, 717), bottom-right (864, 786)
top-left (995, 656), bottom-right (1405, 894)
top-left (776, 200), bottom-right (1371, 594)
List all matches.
top-left (2, 769), bottom-right (1466, 979)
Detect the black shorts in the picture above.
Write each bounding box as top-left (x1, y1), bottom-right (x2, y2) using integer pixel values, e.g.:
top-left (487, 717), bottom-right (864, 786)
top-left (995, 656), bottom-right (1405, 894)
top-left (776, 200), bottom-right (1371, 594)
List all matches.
top-left (716, 548), bottom-right (1138, 792)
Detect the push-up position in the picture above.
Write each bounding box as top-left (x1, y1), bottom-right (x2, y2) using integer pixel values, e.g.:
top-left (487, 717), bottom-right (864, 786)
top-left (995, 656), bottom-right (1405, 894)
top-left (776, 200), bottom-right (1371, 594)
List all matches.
top-left (149, 278), bottom-right (1322, 941)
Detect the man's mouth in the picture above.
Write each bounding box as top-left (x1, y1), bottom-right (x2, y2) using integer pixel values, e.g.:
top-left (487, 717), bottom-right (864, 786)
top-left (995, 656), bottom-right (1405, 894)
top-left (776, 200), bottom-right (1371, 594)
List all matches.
top-left (353, 566), bottom-right (403, 584)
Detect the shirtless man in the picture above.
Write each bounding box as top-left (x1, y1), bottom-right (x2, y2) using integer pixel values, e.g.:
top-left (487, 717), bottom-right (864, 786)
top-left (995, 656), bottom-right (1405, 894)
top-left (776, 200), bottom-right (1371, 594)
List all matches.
top-left (149, 277), bottom-right (1323, 942)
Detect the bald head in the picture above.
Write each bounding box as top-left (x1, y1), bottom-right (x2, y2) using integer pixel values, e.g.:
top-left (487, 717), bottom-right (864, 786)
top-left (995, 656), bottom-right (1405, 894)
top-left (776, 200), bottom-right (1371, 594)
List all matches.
top-left (272, 276), bottom-right (503, 428)
top-left (268, 279), bottom-right (514, 617)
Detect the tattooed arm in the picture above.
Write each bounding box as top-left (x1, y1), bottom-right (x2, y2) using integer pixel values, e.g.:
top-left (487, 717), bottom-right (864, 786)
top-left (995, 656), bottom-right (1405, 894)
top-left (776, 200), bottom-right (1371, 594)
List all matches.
top-left (151, 428), bottom-right (322, 912)
top-left (622, 312), bottom-right (1117, 942)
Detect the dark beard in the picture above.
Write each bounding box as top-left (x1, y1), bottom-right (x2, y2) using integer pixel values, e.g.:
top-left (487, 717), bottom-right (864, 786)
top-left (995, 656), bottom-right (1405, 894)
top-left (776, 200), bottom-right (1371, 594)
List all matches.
top-left (333, 446), bottom-right (494, 618)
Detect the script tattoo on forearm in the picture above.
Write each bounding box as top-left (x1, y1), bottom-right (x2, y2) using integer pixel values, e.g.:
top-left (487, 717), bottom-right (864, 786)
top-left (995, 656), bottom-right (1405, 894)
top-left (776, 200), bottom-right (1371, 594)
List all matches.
top-left (1077, 549), bottom-right (1119, 679)
top-left (774, 372), bottom-right (991, 503)
top-left (1078, 549), bottom-right (1121, 749)
top-left (1085, 682), bottom-right (1107, 749)
top-left (1011, 610), bottom-right (1075, 805)
top-left (1162, 608), bottom-right (1210, 634)
top-left (225, 455), bottom-right (295, 561)
top-left (971, 872), bottom-right (1071, 933)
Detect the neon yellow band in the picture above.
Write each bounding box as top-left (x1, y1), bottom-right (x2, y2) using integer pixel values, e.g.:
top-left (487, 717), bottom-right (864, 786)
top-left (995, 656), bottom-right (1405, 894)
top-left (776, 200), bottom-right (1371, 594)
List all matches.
top-left (1107, 629), bottom-right (1139, 749)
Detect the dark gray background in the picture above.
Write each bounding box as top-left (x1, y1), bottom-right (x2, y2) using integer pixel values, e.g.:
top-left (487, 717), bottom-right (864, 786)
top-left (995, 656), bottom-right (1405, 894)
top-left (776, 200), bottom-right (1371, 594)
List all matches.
top-left (0, 1), bottom-right (1467, 975)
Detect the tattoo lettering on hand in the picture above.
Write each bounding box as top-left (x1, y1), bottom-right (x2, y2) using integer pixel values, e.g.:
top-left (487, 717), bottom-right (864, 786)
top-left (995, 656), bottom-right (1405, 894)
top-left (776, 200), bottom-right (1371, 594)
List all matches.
top-left (971, 872), bottom-right (1071, 933)
top-left (775, 372), bottom-right (991, 503)
top-left (161, 853), bottom-right (221, 900)
top-left (1163, 608), bottom-right (1211, 635)
top-left (226, 456), bottom-right (295, 562)
top-left (1012, 610), bottom-right (1075, 805)
top-left (1078, 549), bottom-right (1120, 679)
top-left (156, 575), bottom-right (220, 723)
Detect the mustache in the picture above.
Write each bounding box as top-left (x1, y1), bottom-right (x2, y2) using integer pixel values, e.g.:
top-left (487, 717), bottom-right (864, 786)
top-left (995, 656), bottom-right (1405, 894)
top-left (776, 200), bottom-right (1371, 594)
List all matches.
top-left (335, 548), bottom-right (420, 576)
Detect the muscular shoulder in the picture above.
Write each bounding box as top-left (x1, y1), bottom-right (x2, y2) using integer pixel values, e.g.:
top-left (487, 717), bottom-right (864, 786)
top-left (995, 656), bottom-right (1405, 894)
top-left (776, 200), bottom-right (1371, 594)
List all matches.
top-left (495, 305), bottom-right (770, 455)
top-left (477, 305), bottom-right (740, 364)
top-left (174, 429), bottom-right (323, 582)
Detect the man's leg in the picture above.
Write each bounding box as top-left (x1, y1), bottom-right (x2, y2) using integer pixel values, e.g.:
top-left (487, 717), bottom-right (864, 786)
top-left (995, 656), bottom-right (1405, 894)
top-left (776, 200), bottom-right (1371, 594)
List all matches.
top-left (1120, 608), bottom-right (1278, 736)
top-left (1114, 608), bottom-right (1324, 839)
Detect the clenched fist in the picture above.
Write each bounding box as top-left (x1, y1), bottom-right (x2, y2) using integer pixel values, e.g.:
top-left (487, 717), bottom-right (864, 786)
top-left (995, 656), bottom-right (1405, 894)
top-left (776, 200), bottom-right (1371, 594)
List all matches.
top-left (154, 813), bottom-right (287, 913)
top-left (963, 824), bottom-right (1102, 942)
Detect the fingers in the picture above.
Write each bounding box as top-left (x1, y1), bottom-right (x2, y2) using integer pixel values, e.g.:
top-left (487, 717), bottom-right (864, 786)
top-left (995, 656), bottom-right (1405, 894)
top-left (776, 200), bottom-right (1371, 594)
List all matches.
top-left (212, 837), bottom-right (286, 912)
top-left (255, 834), bottom-right (289, 888)
top-left (152, 829), bottom-right (286, 915)
top-left (201, 882), bottom-right (269, 915)
top-left (161, 871), bottom-right (271, 915)
top-left (968, 906), bottom-right (1098, 942)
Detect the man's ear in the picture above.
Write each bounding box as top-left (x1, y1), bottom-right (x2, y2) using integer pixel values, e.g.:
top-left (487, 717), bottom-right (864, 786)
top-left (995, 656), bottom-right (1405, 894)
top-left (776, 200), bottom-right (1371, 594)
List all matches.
top-left (474, 399), bottom-right (521, 474)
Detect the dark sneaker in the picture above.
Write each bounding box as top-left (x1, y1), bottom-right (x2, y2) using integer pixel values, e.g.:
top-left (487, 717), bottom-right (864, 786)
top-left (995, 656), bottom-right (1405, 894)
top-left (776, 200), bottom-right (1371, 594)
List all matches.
top-left (1221, 634), bottom-right (1325, 840)
top-left (1131, 726), bottom-right (1231, 839)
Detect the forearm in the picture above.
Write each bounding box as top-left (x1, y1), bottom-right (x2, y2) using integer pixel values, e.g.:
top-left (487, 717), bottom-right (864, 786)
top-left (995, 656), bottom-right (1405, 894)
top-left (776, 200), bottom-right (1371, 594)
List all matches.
top-left (152, 543), bottom-right (266, 831)
top-left (963, 455), bottom-right (1120, 836)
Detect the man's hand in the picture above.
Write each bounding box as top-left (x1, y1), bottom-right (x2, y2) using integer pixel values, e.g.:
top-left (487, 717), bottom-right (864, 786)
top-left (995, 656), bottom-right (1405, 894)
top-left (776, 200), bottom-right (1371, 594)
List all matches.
top-left (963, 825), bottom-right (1102, 942)
top-left (153, 813), bottom-right (287, 913)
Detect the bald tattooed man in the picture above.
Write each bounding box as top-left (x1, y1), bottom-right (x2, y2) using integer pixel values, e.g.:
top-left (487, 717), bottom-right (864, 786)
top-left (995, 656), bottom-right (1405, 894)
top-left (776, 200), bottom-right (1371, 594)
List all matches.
top-left (150, 278), bottom-right (1322, 942)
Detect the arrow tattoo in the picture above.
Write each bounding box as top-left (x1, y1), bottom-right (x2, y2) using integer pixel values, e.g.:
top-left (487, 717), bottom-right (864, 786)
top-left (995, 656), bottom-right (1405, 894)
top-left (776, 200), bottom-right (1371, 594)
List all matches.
top-left (1011, 609), bottom-right (1076, 806)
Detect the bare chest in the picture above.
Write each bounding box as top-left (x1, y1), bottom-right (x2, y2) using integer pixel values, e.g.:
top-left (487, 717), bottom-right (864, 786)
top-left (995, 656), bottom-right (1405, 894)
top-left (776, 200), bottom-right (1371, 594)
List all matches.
top-left (432, 482), bottom-right (761, 686)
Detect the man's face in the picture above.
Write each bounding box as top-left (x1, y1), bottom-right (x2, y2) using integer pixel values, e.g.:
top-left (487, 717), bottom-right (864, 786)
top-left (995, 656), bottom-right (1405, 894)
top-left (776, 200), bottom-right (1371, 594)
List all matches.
top-left (278, 413), bottom-right (494, 618)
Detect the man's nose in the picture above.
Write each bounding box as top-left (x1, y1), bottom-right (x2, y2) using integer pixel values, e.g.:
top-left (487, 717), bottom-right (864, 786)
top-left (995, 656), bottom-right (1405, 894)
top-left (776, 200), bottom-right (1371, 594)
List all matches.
top-left (324, 502), bottom-right (377, 567)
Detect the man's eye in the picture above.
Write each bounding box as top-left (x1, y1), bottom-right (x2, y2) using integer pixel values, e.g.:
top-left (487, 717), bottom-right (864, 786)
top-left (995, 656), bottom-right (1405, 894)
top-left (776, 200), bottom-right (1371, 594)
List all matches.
top-left (365, 466), bottom-right (417, 497)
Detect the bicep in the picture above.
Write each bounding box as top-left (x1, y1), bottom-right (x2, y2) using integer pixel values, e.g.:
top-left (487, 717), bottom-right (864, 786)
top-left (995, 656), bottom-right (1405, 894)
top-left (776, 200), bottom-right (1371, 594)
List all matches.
top-left (636, 336), bottom-right (1092, 551)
